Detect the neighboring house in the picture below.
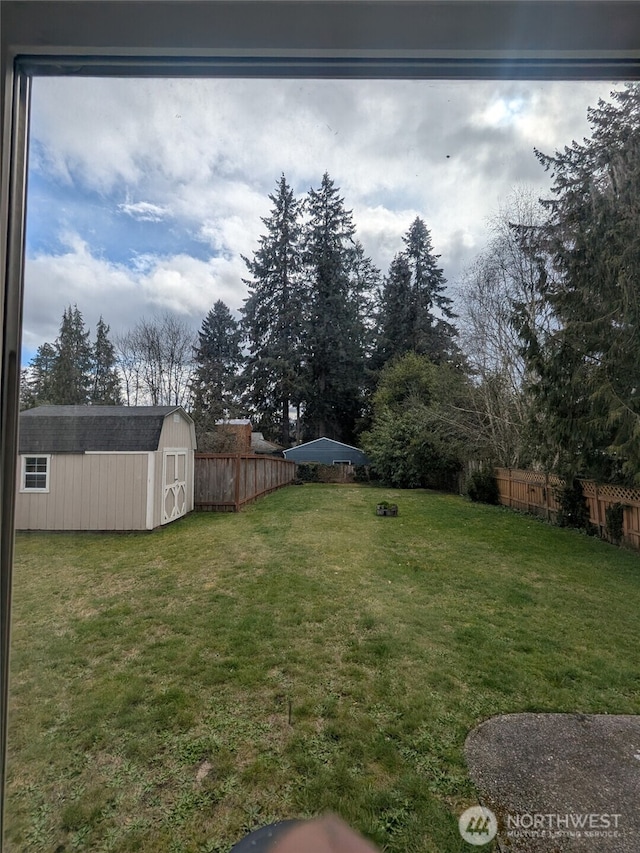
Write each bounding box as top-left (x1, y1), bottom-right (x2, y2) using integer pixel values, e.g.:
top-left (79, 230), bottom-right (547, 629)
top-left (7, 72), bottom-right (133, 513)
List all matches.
top-left (213, 418), bottom-right (253, 453)
top-left (283, 437), bottom-right (371, 466)
top-left (16, 405), bottom-right (197, 531)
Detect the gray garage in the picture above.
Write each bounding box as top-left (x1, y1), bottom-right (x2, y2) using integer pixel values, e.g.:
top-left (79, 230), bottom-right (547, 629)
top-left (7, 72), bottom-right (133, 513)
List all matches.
top-left (283, 437), bottom-right (370, 466)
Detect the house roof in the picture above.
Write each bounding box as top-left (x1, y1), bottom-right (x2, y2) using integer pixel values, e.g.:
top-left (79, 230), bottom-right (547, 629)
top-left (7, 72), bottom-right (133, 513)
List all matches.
top-left (19, 405), bottom-right (191, 453)
top-left (251, 432), bottom-right (283, 454)
top-left (283, 437), bottom-right (364, 455)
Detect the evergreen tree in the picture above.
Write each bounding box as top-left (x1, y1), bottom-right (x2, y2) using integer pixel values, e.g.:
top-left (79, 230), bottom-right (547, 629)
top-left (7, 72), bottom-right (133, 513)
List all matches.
top-left (22, 341), bottom-right (57, 408)
top-left (374, 252), bottom-right (413, 368)
top-left (376, 218), bottom-right (458, 368)
top-left (301, 173), bottom-right (367, 443)
top-left (517, 83), bottom-right (640, 482)
top-left (402, 217), bottom-right (458, 362)
top-left (351, 240), bottom-right (382, 358)
top-left (240, 175), bottom-right (305, 445)
top-left (91, 316), bottom-right (122, 404)
top-left (190, 300), bottom-right (243, 435)
top-left (49, 305), bottom-right (93, 405)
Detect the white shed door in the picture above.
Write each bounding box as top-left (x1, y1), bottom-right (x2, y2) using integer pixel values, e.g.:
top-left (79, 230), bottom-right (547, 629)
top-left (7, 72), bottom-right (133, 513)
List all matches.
top-left (162, 450), bottom-right (187, 524)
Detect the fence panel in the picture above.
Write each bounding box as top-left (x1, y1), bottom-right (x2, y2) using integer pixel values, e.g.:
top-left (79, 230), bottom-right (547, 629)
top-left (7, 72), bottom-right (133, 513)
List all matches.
top-left (195, 454), bottom-right (295, 512)
top-left (495, 468), bottom-right (640, 550)
top-left (495, 468), bottom-right (562, 522)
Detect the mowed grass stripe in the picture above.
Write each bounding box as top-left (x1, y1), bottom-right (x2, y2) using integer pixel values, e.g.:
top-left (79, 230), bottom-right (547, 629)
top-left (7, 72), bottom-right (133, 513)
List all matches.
top-left (6, 485), bottom-right (640, 852)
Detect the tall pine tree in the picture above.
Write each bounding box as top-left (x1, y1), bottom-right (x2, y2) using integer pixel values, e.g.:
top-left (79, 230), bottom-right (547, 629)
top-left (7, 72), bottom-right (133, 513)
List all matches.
top-left (241, 175), bottom-right (305, 446)
top-left (517, 83), bottom-right (640, 482)
top-left (190, 300), bottom-right (243, 435)
top-left (403, 217), bottom-right (458, 361)
top-left (376, 218), bottom-right (458, 368)
top-left (22, 342), bottom-right (57, 408)
top-left (301, 173), bottom-right (367, 443)
top-left (374, 252), bottom-right (413, 369)
top-left (49, 305), bottom-right (94, 405)
top-left (91, 316), bottom-right (122, 404)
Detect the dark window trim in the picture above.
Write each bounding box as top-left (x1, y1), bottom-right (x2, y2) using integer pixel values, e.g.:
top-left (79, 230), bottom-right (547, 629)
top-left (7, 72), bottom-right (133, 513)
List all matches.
top-left (4, 1), bottom-right (640, 847)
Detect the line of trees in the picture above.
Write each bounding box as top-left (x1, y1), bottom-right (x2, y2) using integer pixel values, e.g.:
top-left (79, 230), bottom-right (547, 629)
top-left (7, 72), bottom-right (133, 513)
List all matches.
top-left (239, 172), bottom-right (460, 446)
top-left (21, 309), bottom-right (196, 410)
top-left (21, 172), bottom-right (460, 457)
top-left (21, 307), bottom-right (123, 408)
top-left (22, 83), bottom-right (640, 486)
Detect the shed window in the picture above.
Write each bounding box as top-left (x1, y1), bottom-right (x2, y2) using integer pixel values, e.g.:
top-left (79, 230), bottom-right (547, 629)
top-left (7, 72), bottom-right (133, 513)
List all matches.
top-left (21, 455), bottom-right (50, 492)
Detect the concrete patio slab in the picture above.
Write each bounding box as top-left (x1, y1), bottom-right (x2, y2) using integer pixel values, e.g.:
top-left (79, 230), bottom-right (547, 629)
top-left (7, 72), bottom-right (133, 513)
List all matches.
top-left (464, 713), bottom-right (640, 851)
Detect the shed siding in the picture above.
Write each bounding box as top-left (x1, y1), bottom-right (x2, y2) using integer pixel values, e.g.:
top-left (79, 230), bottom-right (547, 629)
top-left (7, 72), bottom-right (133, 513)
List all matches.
top-left (157, 414), bottom-right (195, 515)
top-left (15, 453), bottom-right (148, 530)
top-left (151, 451), bottom-right (163, 530)
top-left (158, 413), bottom-right (194, 450)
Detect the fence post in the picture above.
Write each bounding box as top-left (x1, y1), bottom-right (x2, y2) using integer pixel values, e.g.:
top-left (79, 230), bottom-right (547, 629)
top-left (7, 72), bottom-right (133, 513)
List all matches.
top-left (508, 468), bottom-right (512, 508)
top-left (234, 454), bottom-right (241, 512)
top-left (545, 473), bottom-right (550, 522)
top-left (594, 481), bottom-right (602, 537)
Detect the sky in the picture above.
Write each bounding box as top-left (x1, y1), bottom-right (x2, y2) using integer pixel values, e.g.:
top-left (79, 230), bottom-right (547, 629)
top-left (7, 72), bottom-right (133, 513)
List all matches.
top-left (23, 76), bottom-right (619, 362)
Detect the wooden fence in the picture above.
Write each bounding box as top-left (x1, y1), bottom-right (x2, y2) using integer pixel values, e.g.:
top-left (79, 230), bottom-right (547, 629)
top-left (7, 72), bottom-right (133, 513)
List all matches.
top-left (495, 467), bottom-right (640, 550)
top-left (194, 454), bottom-right (296, 512)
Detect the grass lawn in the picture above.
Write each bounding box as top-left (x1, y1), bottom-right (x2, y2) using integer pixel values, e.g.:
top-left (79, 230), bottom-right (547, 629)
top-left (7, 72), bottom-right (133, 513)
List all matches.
top-left (5, 484), bottom-right (640, 852)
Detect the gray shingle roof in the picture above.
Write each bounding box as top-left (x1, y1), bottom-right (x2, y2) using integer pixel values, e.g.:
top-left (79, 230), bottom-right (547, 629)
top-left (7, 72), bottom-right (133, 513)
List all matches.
top-left (19, 406), bottom-right (188, 453)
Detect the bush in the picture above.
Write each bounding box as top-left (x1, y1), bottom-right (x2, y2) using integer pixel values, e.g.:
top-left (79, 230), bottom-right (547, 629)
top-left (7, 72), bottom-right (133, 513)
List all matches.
top-left (555, 479), bottom-right (594, 532)
top-left (605, 502), bottom-right (625, 543)
top-left (362, 406), bottom-right (462, 490)
top-left (466, 469), bottom-right (500, 505)
top-left (296, 463), bottom-right (320, 482)
top-left (353, 465), bottom-right (371, 483)
top-left (295, 463), bottom-right (359, 483)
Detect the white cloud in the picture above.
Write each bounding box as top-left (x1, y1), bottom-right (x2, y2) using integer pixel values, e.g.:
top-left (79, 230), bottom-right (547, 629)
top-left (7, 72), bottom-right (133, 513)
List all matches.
top-left (22, 236), bottom-right (248, 357)
top-left (24, 76), bottom-right (619, 356)
top-left (118, 201), bottom-right (169, 222)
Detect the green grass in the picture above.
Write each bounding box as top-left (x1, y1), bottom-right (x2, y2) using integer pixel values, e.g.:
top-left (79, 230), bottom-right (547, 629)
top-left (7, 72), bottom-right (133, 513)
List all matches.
top-left (5, 485), bottom-right (640, 852)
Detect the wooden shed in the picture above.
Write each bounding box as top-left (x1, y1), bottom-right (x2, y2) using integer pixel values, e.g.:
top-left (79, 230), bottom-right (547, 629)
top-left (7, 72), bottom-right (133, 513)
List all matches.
top-left (15, 405), bottom-right (196, 531)
top-left (283, 437), bottom-right (371, 466)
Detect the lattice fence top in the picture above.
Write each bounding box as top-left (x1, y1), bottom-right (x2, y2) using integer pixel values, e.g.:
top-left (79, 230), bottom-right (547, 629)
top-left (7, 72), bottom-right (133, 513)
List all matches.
top-left (586, 482), bottom-right (640, 504)
top-left (495, 468), bottom-right (563, 487)
top-left (495, 468), bottom-right (640, 506)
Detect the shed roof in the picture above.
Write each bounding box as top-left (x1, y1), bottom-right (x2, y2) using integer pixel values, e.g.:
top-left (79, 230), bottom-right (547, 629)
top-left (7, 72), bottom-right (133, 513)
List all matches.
top-left (19, 405), bottom-right (192, 453)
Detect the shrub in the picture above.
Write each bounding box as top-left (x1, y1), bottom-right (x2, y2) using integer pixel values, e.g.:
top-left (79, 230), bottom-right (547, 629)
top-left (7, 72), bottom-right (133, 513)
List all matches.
top-left (466, 469), bottom-right (500, 505)
top-left (605, 502), bottom-right (625, 544)
top-left (295, 463), bottom-right (359, 483)
top-left (362, 406), bottom-right (462, 490)
top-left (296, 463), bottom-right (320, 482)
top-left (555, 479), bottom-right (594, 532)
top-left (353, 465), bottom-right (371, 483)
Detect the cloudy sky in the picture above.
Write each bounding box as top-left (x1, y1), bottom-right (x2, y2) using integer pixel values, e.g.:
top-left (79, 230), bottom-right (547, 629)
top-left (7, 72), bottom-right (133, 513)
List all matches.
top-left (23, 76), bottom-right (618, 361)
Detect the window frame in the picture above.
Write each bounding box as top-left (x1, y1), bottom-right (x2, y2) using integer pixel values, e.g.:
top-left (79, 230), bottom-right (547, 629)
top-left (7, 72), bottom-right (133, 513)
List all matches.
top-left (19, 454), bottom-right (51, 494)
top-left (4, 0), bottom-right (640, 847)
